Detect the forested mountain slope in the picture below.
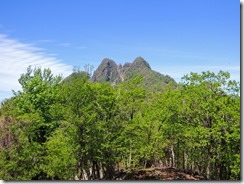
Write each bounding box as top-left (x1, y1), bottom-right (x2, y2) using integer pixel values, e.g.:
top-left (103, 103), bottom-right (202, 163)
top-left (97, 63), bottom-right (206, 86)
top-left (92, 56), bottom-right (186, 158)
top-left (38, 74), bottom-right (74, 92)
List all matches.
top-left (0, 65), bottom-right (240, 180)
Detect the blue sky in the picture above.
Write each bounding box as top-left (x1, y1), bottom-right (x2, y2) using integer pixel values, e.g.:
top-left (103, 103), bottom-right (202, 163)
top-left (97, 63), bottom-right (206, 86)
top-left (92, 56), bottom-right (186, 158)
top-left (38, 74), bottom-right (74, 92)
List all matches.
top-left (0, 0), bottom-right (240, 101)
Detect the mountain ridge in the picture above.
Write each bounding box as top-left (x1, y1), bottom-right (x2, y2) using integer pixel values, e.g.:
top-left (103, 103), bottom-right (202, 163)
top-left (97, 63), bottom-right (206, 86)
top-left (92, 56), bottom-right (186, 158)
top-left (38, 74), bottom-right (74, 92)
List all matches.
top-left (92, 56), bottom-right (176, 90)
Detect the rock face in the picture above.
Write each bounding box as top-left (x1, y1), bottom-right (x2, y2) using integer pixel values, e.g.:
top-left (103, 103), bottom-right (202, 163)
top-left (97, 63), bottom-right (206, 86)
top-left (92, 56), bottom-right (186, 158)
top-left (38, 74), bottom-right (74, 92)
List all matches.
top-left (92, 56), bottom-right (176, 90)
top-left (92, 58), bottom-right (122, 84)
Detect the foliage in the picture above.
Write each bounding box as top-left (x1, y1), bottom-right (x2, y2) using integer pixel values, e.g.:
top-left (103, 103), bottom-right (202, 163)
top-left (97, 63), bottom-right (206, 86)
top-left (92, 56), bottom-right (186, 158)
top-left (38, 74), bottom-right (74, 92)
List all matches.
top-left (0, 67), bottom-right (240, 180)
top-left (43, 121), bottom-right (79, 180)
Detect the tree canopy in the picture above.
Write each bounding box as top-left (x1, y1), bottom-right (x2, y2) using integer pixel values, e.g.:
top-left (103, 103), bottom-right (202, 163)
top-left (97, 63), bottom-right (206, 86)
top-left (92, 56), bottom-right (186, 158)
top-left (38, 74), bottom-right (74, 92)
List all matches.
top-left (0, 67), bottom-right (240, 180)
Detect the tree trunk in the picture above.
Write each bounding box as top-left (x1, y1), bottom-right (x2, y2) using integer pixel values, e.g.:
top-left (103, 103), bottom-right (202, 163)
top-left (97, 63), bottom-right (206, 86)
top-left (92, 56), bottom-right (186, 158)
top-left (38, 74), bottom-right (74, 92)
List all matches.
top-left (177, 139), bottom-right (180, 168)
top-left (128, 139), bottom-right (132, 168)
top-left (183, 151), bottom-right (188, 170)
top-left (170, 145), bottom-right (175, 167)
top-left (206, 155), bottom-right (211, 179)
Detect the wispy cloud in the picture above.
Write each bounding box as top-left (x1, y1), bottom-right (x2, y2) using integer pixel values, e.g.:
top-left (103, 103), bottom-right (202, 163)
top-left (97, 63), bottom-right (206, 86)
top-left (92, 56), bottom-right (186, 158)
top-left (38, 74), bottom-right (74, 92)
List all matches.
top-left (76, 46), bottom-right (87, 49)
top-left (37, 39), bottom-right (87, 50)
top-left (0, 34), bottom-right (73, 101)
top-left (57, 42), bottom-right (71, 47)
top-left (37, 39), bottom-right (55, 43)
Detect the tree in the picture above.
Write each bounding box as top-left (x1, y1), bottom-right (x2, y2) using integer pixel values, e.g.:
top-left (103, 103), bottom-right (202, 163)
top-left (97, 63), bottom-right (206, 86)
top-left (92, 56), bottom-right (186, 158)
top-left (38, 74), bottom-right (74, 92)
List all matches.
top-left (0, 66), bottom-right (64, 180)
top-left (0, 66), bottom-right (240, 180)
top-left (158, 71), bottom-right (240, 179)
top-left (43, 121), bottom-right (79, 180)
top-left (14, 66), bottom-right (62, 143)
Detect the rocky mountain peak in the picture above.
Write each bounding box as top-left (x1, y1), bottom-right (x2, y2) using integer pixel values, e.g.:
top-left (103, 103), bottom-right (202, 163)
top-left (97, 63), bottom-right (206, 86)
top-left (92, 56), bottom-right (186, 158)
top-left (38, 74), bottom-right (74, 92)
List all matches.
top-left (132, 56), bottom-right (151, 69)
top-left (91, 57), bottom-right (176, 90)
top-left (100, 58), bottom-right (116, 66)
top-left (92, 58), bottom-right (121, 84)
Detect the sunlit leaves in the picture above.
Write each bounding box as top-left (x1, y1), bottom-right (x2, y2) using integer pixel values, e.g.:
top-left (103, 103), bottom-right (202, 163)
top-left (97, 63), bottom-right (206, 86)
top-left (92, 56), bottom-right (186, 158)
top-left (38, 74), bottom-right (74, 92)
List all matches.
top-left (0, 68), bottom-right (240, 180)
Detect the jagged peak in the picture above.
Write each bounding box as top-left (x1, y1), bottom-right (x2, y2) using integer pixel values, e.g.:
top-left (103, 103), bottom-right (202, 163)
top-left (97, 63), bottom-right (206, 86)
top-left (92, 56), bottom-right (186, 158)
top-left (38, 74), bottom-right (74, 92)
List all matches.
top-left (132, 56), bottom-right (151, 69)
top-left (123, 62), bottom-right (132, 68)
top-left (92, 56), bottom-right (176, 89)
top-left (100, 58), bottom-right (117, 66)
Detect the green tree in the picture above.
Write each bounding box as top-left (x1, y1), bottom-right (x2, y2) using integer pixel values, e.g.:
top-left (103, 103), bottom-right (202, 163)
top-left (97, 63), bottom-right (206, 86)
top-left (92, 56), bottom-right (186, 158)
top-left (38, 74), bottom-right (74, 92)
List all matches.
top-left (158, 71), bottom-right (240, 179)
top-left (0, 66), bottom-right (64, 180)
top-left (14, 66), bottom-right (62, 143)
top-left (0, 66), bottom-right (240, 180)
top-left (42, 121), bottom-right (79, 180)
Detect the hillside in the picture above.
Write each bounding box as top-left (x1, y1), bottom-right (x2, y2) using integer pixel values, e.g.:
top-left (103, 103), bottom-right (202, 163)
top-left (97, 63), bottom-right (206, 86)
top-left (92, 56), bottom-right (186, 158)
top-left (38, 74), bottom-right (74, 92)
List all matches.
top-left (92, 57), bottom-right (176, 90)
top-left (115, 167), bottom-right (205, 180)
top-left (0, 66), bottom-right (240, 180)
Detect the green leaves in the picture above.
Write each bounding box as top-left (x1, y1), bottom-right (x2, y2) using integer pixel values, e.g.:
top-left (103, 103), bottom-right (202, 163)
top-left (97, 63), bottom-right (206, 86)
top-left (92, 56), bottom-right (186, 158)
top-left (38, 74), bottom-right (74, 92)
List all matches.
top-left (43, 121), bottom-right (78, 180)
top-left (0, 68), bottom-right (240, 180)
top-left (170, 71), bottom-right (240, 179)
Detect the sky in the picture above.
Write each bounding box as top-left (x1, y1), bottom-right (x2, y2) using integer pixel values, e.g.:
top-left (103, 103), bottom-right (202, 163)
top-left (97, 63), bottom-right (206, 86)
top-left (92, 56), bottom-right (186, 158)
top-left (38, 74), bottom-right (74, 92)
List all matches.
top-left (0, 0), bottom-right (240, 101)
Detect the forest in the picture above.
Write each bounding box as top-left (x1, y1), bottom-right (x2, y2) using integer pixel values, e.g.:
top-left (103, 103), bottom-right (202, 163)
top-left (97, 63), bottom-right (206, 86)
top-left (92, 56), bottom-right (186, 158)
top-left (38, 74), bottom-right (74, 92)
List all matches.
top-left (0, 66), bottom-right (240, 180)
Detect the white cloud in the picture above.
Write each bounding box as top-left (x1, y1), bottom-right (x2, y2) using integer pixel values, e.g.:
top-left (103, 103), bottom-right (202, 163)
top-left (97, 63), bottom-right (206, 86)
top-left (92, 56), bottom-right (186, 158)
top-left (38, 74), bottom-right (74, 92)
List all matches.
top-left (0, 34), bottom-right (73, 101)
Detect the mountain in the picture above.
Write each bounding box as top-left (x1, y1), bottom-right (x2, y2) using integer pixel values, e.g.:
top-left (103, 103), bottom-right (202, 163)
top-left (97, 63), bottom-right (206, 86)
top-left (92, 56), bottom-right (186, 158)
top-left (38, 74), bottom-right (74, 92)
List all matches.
top-left (92, 56), bottom-right (176, 90)
top-left (92, 58), bottom-right (122, 84)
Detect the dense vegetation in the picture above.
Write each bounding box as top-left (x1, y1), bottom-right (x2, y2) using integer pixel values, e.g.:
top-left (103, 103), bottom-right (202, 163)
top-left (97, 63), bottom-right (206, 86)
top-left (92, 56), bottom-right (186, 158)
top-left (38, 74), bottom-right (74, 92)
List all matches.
top-left (0, 66), bottom-right (240, 180)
